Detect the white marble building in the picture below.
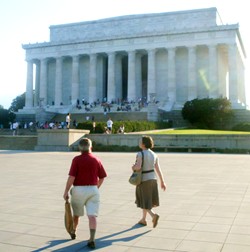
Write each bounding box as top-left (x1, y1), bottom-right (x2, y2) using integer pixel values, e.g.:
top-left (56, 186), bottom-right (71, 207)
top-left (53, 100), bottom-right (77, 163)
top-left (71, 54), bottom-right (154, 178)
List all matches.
top-left (22, 7), bottom-right (246, 114)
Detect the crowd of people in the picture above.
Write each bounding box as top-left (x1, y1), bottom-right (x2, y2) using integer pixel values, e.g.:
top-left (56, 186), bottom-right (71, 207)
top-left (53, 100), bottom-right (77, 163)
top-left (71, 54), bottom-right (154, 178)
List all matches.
top-left (73, 96), bottom-right (157, 114)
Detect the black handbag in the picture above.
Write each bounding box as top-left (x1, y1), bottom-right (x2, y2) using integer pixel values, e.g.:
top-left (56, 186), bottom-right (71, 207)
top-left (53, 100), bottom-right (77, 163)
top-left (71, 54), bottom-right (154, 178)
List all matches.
top-left (129, 151), bottom-right (144, 186)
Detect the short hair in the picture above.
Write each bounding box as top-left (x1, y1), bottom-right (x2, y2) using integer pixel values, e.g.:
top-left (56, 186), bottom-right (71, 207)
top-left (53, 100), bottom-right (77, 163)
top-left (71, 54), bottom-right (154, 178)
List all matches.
top-left (78, 138), bottom-right (92, 152)
top-left (141, 135), bottom-right (154, 149)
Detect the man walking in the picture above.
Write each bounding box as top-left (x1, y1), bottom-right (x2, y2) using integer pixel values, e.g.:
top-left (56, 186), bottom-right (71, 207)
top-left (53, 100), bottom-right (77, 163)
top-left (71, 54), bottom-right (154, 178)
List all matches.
top-left (106, 117), bottom-right (113, 134)
top-left (63, 138), bottom-right (107, 249)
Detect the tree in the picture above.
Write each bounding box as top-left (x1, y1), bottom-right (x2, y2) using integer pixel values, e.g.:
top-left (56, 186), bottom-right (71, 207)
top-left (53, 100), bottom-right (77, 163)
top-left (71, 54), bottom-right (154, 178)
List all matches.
top-left (0, 108), bottom-right (15, 128)
top-left (9, 92), bottom-right (25, 112)
top-left (182, 98), bottom-right (233, 129)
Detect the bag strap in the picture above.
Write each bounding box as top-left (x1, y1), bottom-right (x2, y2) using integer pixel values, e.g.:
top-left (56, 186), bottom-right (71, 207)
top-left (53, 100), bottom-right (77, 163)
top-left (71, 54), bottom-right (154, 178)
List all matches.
top-left (141, 151), bottom-right (144, 170)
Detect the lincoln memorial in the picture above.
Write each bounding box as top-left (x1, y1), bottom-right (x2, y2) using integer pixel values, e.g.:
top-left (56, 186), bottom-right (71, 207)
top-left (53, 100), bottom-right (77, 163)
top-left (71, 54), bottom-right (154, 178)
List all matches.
top-left (20, 7), bottom-right (246, 121)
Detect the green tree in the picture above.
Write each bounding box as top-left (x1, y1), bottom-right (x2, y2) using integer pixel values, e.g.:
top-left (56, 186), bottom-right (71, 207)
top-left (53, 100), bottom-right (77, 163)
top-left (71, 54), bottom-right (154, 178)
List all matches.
top-left (0, 107), bottom-right (15, 128)
top-left (9, 92), bottom-right (25, 112)
top-left (182, 98), bottom-right (233, 129)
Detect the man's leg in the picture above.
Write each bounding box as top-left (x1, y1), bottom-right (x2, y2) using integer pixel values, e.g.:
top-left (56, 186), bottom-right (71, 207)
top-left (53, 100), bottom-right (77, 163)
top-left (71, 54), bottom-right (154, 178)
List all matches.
top-left (70, 215), bottom-right (79, 239)
top-left (88, 215), bottom-right (97, 240)
top-left (73, 215), bottom-right (79, 231)
top-left (87, 215), bottom-right (97, 248)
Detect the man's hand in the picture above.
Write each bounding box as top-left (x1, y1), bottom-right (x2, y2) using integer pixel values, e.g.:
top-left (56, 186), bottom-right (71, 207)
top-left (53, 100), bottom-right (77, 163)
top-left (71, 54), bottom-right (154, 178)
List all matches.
top-left (63, 192), bottom-right (69, 201)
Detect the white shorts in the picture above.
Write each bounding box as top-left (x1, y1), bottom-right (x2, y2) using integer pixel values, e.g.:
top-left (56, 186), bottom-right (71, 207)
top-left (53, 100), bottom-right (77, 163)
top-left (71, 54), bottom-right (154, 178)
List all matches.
top-left (70, 186), bottom-right (100, 217)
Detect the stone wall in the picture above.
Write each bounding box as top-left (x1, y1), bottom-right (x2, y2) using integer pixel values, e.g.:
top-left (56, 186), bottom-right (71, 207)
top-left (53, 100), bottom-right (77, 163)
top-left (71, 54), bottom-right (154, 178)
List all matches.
top-left (87, 134), bottom-right (250, 151)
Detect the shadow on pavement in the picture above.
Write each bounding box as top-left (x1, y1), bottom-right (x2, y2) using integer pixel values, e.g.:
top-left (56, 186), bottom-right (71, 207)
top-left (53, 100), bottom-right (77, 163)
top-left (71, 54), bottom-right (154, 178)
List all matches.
top-left (33, 224), bottom-right (151, 251)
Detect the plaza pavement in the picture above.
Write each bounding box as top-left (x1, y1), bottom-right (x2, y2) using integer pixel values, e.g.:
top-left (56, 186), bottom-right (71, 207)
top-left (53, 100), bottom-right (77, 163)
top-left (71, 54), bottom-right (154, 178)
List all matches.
top-left (1, 150), bottom-right (250, 252)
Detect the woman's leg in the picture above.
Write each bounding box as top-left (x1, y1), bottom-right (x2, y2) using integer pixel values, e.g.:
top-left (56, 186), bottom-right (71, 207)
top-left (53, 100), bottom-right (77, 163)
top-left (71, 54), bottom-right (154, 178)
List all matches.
top-left (138, 209), bottom-right (148, 225)
top-left (147, 209), bottom-right (159, 228)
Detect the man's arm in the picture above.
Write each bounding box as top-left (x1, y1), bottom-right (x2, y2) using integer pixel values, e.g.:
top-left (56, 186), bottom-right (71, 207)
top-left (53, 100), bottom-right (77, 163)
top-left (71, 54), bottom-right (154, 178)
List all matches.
top-left (98, 178), bottom-right (104, 188)
top-left (63, 176), bottom-right (75, 201)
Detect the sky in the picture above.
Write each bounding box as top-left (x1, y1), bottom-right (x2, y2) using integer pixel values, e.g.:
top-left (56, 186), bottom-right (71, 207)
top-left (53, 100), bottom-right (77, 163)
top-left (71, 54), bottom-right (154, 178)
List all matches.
top-left (0, 0), bottom-right (249, 109)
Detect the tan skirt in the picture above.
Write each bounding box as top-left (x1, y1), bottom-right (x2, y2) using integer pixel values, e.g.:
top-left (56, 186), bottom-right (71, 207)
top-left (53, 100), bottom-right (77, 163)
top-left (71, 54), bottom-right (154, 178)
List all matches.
top-left (135, 179), bottom-right (159, 209)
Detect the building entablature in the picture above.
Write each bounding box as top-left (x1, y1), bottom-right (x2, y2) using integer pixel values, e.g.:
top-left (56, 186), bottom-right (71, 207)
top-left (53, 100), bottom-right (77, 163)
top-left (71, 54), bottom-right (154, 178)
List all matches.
top-left (24, 28), bottom-right (240, 61)
top-left (22, 24), bottom-right (239, 50)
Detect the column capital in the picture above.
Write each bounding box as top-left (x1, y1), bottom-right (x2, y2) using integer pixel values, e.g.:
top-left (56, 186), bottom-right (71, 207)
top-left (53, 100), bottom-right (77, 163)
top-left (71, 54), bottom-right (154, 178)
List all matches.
top-left (166, 47), bottom-right (176, 52)
top-left (107, 51), bottom-right (116, 56)
top-left (147, 48), bottom-right (156, 54)
top-left (188, 46), bottom-right (197, 52)
top-left (72, 55), bottom-right (79, 60)
top-left (40, 58), bottom-right (48, 63)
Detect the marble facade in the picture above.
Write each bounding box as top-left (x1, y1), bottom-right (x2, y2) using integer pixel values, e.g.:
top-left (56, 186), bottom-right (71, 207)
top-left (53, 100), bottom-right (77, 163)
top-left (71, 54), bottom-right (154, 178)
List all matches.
top-left (22, 7), bottom-right (246, 113)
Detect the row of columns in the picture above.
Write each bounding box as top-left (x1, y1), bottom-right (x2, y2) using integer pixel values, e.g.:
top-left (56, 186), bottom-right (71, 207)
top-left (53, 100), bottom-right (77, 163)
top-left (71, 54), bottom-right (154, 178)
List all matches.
top-left (25, 43), bottom-right (245, 108)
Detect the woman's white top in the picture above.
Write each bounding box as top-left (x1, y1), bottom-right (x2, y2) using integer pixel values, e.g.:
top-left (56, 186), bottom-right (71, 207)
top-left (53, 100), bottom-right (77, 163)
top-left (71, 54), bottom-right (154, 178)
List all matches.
top-left (137, 149), bottom-right (158, 182)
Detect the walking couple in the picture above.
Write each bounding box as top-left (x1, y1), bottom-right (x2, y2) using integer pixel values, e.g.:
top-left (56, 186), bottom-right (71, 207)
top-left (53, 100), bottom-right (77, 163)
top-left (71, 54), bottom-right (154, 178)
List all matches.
top-left (63, 135), bottom-right (166, 249)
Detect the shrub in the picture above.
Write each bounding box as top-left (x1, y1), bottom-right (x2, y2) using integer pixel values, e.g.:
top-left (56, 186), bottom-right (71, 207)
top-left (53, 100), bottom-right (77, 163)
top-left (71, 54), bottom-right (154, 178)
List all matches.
top-left (232, 122), bottom-right (250, 132)
top-left (76, 120), bottom-right (171, 133)
top-left (182, 98), bottom-right (233, 129)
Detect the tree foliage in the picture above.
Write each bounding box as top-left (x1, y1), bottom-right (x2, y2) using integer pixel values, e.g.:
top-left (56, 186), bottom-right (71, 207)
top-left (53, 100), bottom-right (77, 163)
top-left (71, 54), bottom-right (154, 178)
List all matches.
top-left (0, 108), bottom-right (15, 128)
top-left (182, 98), bottom-right (233, 129)
top-left (9, 92), bottom-right (25, 112)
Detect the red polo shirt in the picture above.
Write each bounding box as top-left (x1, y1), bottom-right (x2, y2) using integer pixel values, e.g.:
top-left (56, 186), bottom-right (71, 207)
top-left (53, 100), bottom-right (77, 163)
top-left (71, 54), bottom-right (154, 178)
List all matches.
top-left (69, 152), bottom-right (107, 186)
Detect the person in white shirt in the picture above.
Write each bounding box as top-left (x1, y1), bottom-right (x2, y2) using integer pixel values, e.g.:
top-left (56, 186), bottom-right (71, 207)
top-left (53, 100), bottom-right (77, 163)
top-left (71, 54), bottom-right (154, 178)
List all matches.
top-left (66, 113), bottom-right (71, 129)
top-left (106, 118), bottom-right (113, 133)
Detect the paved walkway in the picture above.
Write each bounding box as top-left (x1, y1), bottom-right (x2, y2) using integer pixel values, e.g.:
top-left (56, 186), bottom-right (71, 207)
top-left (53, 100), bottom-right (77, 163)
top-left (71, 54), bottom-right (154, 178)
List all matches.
top-left (0, 151), bottom-right (250, 251)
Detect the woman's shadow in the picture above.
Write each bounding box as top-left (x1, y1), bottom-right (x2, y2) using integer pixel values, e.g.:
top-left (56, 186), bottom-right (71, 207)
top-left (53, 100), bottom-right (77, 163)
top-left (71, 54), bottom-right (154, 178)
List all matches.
top-left (32, 224), bottom-right (151, 252)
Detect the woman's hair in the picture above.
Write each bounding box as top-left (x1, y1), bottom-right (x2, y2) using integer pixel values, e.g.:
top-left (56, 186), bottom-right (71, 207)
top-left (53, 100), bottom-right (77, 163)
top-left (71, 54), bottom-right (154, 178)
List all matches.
top-left (141, 135), bottom-right (154, 149)
top-left (78, 138), bottom-right (92, 152)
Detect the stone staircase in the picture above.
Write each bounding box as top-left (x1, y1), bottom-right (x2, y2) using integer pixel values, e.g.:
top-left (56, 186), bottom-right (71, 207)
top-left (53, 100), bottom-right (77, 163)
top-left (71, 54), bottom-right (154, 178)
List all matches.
top-left (52, 111), bottom-right (148, 124)
top-left (158, 110), bottom-right (190, 127)
top-left (35, 108), bottom-right (57, 125)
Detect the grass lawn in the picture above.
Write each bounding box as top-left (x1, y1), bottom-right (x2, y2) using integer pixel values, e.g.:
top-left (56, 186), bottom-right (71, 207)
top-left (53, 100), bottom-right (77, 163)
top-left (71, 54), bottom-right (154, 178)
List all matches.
top-left (152, 129), bottom-right (250, 135)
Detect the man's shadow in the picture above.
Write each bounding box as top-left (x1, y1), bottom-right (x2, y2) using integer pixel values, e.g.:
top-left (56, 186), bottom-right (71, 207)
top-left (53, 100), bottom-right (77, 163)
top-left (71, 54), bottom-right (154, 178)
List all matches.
top-left (31, 224), bottom-right (151, 252)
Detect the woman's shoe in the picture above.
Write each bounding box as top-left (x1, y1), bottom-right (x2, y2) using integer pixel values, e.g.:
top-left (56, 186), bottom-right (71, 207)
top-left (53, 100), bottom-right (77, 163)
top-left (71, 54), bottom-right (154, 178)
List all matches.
top-left (138, 220), bottom-right (147, 226)
top-left (152, 214), bottom-right (159, 228)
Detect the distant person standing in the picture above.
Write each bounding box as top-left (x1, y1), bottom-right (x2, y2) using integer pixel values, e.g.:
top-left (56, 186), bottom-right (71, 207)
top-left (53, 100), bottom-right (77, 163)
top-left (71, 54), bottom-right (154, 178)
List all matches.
top-left (92, 121), bottom-right (96, 133)
top-left (66, 113), bottom-right (71, 129)
top-left (12, 121), bottom-right (19, 136)
top-left (63, 138), bottom-right (107, 249)
top-left (106, 118), bottom-right (113, 134)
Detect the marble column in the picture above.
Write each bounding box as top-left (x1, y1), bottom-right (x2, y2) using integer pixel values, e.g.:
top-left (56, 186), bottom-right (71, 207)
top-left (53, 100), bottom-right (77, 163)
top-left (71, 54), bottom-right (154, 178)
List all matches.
top-left (39, 58), bottom-right (47, 107)
top-left (136, 54), bottom-right (142, 100)
top-left (107, 52), bottom-right (116, 102)
top-left (25, 60), bottom-right (33, 108)
top-left (147, 49), bottom-right (156, 101)
top-left (34, 61), bottom-right (40, 107)
top-left (238, 59), bottom-right (246, 105)
top-left (127, 51), bottom-right (136, 102)
top-left (167, 48), bottom-right (176, 103)
top-left (71, 55), bottom-right (79, 105)
top-left (89, 54), bottom-right (97, 103)
top-left (55, 57), bottom-right (63, 106)
top-left (209, 45), bottom-right (218, 98)
top-left (188, 46), bottom-right (197, 100)
top-left (116, 55), bottom-right (123, 101)
top-left (228, 43), bottom-right (238, 105)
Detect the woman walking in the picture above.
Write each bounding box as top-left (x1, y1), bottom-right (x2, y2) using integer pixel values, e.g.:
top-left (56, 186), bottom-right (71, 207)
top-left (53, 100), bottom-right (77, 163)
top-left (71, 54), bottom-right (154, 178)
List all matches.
top-left (131, 135), bottom-right (166, 228)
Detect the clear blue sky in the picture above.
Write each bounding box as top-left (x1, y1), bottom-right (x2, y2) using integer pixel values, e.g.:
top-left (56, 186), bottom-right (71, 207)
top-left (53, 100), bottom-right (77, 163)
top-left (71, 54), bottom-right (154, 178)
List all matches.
top-left (0, 0), bottom-right (249, 109)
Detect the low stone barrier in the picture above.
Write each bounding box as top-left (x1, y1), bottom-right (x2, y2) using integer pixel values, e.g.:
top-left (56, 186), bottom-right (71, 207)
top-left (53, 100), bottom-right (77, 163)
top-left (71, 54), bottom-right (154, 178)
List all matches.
top-left (35, 129), bottom-right (90, 151)
top-left (87, 134), bottom-right (250, 151)
top-left (0, 136), bottom-right (37, 150)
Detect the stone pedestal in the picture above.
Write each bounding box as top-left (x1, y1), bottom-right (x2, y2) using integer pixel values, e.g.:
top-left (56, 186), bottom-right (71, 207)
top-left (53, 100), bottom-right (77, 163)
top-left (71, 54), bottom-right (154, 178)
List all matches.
top-left (35, 129), bottom-right (90, 151)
